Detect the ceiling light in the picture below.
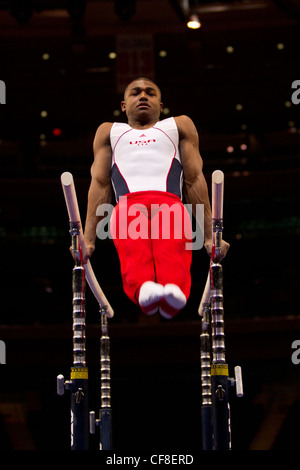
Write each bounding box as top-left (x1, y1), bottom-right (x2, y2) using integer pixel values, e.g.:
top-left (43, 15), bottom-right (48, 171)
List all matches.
top-left (159, 50), bottom-right (168, 58)
top-left (226, 46), bottom-right (234, 54)
top-left (187, 14), bottom-right (201, 29)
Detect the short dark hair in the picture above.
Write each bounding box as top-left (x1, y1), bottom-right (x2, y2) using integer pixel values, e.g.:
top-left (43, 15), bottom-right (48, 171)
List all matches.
top-left (123, 77), bottom-right (161, 99)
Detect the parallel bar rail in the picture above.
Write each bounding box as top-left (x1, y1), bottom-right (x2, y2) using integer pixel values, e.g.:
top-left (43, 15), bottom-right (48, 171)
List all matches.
top-left (199, 170), bottom-right (243, 450)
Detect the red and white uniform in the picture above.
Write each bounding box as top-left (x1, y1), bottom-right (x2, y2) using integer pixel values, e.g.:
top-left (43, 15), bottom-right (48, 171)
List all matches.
top-left (109, 117), bottom-right (192, 317)
top-left (110, 117), bottom-right (183, 201)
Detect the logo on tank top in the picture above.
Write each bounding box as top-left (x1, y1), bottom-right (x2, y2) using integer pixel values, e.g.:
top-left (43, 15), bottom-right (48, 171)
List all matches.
top-left (130, 135), bottom-right (156, 146)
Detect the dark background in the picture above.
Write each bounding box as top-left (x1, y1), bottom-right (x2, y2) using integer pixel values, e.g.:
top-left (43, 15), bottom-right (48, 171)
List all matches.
top-left (0, 0), bottom-right (299, 451)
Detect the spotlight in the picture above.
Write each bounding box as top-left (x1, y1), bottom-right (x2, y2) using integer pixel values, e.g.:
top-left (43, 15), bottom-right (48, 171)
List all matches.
top-left (235, 104), bottom-right (243, 111)
top-left (159, 50), bottom-right (168, 58)
top-left (187, 14), bottom-right (201, 29)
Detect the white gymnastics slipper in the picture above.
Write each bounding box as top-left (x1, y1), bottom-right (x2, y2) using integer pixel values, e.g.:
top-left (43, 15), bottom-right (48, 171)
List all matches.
top-left (138, 281), bottom-right (164, 315)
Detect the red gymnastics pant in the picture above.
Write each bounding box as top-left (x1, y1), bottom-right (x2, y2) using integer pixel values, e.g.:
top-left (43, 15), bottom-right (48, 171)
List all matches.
top-left (110, 191), bottom-right (193, 314)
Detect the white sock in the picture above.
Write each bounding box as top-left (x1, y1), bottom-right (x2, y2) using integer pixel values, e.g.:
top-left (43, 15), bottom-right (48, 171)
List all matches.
top-left (138, 281), bottom-right (164, 308)
top-left (163, 284), bottom-right (186, 310)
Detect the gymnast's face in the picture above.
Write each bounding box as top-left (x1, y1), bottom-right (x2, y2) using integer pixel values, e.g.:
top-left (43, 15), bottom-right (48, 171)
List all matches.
top-left (121, 79), bottom-right (163, 125)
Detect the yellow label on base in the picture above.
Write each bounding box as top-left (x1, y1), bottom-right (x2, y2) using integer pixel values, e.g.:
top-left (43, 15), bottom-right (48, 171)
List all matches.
top-left (71, 367), bottom-right (88, 379)
top-left (211, 364), bottom-right (229, 376)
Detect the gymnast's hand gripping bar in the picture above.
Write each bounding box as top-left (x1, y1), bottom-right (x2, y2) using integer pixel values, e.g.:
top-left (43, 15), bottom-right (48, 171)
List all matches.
top-left (198, 170), bottom-right (223, 317)
top-left (60, 172), bottom-right (114, 318)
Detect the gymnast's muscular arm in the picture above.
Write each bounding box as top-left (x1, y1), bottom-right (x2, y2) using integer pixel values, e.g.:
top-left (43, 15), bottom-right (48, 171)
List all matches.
top-left (83, 122), bottom-right (113, 262)
top-left (175, 115), bottom-right (229, 258)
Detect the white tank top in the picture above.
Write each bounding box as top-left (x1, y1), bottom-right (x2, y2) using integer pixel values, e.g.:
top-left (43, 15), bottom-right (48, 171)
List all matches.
top-left (110, 117), bottom-right (183, 202)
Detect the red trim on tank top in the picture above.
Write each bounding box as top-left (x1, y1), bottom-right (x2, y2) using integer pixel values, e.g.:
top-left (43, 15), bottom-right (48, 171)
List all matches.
top-left (153, 126), bottom-right (177, 192)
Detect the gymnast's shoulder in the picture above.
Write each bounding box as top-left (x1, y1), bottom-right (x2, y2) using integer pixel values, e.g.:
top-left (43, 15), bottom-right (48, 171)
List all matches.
top-left (173, 115), bottom-right (199, 138)
top-left (93, 122), bottom-right (113, 148)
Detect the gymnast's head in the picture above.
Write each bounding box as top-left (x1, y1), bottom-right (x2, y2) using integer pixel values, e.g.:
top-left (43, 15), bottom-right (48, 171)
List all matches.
top-left (123, 77), bottom-right (161, 101)
top-left (121, 77), bottom-right (163, 124)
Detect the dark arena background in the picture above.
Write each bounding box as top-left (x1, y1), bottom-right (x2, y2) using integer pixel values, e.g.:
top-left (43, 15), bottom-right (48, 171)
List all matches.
top-left (0, 0), bottom-right (299, 453)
